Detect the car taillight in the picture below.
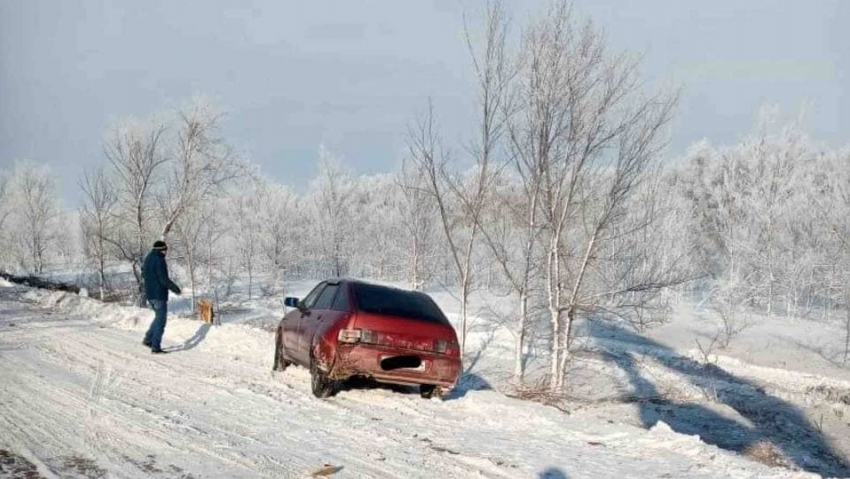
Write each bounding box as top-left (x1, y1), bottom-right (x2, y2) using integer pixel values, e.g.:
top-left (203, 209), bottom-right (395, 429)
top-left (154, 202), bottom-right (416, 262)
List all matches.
top-left (339, 329), bottom-right (361, 343)
top-left (338, 329), bottom-right (375, 344)
top-left (435, 339), bottom-right (459, 355)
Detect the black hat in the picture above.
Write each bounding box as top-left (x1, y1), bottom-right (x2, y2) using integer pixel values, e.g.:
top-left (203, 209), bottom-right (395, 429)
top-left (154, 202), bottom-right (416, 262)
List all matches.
top-left (153, 240), bottom-right (168, 250)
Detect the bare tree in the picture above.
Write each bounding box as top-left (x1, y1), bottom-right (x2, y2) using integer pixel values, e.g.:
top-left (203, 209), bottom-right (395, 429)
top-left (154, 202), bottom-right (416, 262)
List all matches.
top-left (229, 190), bottom-right (261, 299)
top-left (706, 269), bottom-right (756, 349)
top-left (103, 117), bottom-right (168, 292)
top-left (79, 167), bottom-right (118, 300)
top-left (9, 162), bottom-right (60, 274)
top-left (351, 174), bottom-right (407, 281)
top-left (815, 150), bottom-right (850, 364)
top-left (844, 286), bottom-right (850, 366)
top-left (310, 148), bottom-right (355, 278)
top-left (476, 173), bottom-right (544, 382)
top-left (407, 102), bottom-right (483, 357)
top-left (256, 181), bottom-right (298, 279)
top-left (508, 1), bottom-right (678, 390)
top-left (159, 97), bottom-right (245, 238)
top-left (172, 199), bottom-right (221, 310)
top-left (198, 198), bottom-right (231, 307)
top-left (0, 171), bottom-right (9, 235)
top-left (0, 171), bottom-right (11, 267)
top-left (459, 0), bottom-right (541, 381)
top-left (99, 99), bottom-right (244, 303)
top-left (830, 151), bottom-right (850, 364)
top-left (396, 160), bottom-right (438, 290)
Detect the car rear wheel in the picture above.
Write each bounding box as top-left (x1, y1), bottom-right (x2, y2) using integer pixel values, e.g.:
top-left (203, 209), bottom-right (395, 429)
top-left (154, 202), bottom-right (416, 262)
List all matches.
top-left (272, 328), bottom-right (291, 372)
top-left (419, 384), bottom-right (444, 399)
top-left (310, 356), bottom-right (337, 398)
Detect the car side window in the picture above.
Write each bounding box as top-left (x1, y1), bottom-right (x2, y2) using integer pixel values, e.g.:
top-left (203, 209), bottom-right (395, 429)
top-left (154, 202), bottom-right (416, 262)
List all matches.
top-left (312, 284), bottom-right (339, 311)
top-left (331, 284), bottom-right (351, 312)
top-left (300, 283), bottom-right (326, 310)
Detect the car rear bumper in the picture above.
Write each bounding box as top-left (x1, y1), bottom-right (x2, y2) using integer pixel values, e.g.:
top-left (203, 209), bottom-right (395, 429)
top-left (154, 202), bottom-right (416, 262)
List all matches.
top-left (331, 344), bottom-right (461, 388)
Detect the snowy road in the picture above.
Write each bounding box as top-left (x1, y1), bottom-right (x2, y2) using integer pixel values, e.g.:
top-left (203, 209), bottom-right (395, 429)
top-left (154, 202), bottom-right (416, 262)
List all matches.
top-left (0, 284), bottom-right (817, 478)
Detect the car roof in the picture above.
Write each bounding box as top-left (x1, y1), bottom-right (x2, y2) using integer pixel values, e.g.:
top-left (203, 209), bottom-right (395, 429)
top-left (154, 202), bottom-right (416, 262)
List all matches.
top-left (326, 278), bottom-right (415, 294)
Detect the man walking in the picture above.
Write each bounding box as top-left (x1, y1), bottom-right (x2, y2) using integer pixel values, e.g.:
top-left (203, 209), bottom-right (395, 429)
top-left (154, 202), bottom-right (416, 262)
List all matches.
top-left (142, 240), bottom-right (181, 354)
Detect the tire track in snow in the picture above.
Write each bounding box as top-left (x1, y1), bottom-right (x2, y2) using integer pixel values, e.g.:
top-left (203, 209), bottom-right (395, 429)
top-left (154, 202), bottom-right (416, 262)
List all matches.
top-left (2, 326), bottom-right (299, 477)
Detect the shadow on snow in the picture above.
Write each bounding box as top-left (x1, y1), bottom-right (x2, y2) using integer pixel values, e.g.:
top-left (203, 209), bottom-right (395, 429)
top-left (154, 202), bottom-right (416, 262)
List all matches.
top-left (167, 322), bottom-right (212, 352)
top-left (538, 468), bottom-right (569, 479)
top-left (586, 319), bottom-right (850, 477)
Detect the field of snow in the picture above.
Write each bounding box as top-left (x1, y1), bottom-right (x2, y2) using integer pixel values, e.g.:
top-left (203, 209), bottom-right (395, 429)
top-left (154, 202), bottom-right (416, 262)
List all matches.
top-left (1, 278), bottom-right (849, 478)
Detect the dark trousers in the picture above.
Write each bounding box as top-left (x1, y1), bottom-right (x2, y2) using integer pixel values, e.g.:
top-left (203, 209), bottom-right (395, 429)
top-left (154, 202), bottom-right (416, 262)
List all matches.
top-left (144, 299), bottom-right (168, 350)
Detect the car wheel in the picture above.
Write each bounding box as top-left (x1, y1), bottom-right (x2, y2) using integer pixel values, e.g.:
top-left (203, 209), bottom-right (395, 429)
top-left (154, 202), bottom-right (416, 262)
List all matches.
top-left (310, 356), bottom-right (337, 398)
top-left (420, 384), bottom-right (443, 399)
top-left (272, 328), bottom-right (291, 372)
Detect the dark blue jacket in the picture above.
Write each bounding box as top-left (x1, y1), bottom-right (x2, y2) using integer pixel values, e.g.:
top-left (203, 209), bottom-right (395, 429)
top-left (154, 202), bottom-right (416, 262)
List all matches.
top-left (142, 249), bottom-right (181, 301)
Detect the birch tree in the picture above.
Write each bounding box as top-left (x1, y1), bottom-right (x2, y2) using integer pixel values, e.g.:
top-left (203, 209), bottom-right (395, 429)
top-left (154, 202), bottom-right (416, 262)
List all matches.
top-left (596, 170), bottom-right (691, 332)
top-left (511, 1), bottom-right (678, 390)
top-left (405, 2), bottom-right (513, 358)
top-left (396, 159), bottom-right (438, 290)
top-left (461, 0), bottom-right (542, 381)
top-left (407, 102), bottom-right (483, 357)
top-left (477, 172), bottom-right (544, 382)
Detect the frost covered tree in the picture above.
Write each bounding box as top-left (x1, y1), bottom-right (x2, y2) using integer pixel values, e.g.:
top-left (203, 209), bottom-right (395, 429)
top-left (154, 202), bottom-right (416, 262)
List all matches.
top-left (158, 97), bottom-right (246, 238)
top-left (407, 103), bottom-right (485, 357)
top-left (79, 167), bottom-right (118, 300)
top-left (102, 116), bottom-right (168, 291)
top-left (597, 171), bottom-right (691, 333)
top-left (229, 189), bottom-right (262, 300)
top-left (675, 111), bottom-right (824, 323)
top-left (0, 172), bottom-right (8, 228)
top-left (813, 149), bottom-right (850, 363)
top-left (459, 0), bottom-right (542, 381)
top-left (476, 171), bottom-right (545, 382)
top-left (0, 170), bottom-right (11, 265)
top-left (396, 159), bottom-right (439, 290)
top-left (255, 180), bottom-right (299, 283)
top-left (832, 152), bottom-right (850, 364)
top-left (309, 148), bottom-right (355, 278)
top-left (406, 0), bottom-right (516, 357)
top-left (96, 98), bottom-right (244, 301)
top-left (171, 199), bottom-right (223, 309)
top-left (349, 174), bottom-right (402, 280)
top-left (506, 1), bottom-right (678, 390)
top-left (7, 162), bottom-right (60, 274)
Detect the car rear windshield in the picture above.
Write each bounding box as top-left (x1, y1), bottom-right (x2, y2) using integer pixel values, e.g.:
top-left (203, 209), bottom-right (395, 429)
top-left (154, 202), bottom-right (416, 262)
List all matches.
top-left (352, 283), bottom-right (448, 324)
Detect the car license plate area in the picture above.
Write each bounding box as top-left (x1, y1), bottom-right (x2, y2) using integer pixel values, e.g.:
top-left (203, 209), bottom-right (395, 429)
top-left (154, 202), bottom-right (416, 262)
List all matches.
top-left (379, 354), bottom-right (427, 372)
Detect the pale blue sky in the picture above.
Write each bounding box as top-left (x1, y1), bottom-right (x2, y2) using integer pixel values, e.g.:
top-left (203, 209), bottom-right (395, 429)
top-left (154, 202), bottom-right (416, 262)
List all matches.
top-left (1, 0), bottom-right (847, 205)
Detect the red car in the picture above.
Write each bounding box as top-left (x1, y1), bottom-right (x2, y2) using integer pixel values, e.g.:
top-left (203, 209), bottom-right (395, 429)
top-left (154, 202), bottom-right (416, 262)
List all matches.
top-left (273, 279), bottom-right (462, 398)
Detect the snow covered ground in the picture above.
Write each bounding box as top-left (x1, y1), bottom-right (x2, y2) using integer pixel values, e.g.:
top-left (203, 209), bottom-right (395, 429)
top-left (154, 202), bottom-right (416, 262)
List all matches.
top-left (1, 279), bottom-right (848, 478)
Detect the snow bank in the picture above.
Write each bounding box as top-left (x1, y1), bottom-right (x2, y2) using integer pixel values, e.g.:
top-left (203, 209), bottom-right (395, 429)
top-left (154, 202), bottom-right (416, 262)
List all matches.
top-left (646, 420), bottom-right (710, 456)
top-left (22, 287), bottom-right (275, 370)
